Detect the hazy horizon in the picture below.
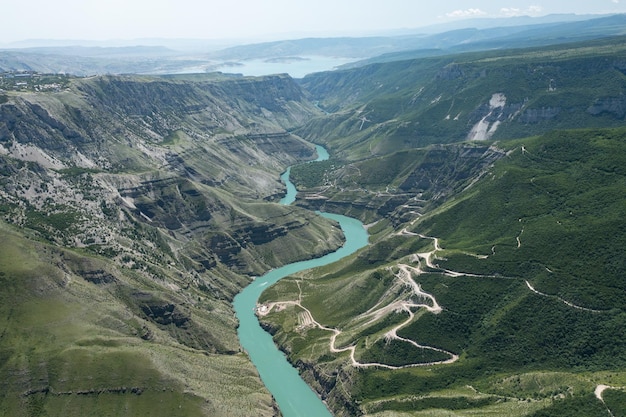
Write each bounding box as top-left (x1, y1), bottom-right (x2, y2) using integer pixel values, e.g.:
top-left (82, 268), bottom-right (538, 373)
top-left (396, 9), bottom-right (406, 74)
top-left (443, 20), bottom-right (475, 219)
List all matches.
top-left (3, 1), bottom-right (626, 46)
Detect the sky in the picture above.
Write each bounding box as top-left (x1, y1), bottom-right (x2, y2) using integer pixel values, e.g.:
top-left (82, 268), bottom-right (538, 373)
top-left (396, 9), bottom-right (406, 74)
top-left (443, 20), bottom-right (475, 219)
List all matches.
top-left (2, 0), bottom-right (626, 44)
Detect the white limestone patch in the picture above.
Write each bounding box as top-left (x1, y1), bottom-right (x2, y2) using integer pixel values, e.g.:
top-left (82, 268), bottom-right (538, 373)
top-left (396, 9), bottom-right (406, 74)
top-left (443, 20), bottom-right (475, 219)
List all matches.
top-left (467, 93), bottom-right (507, 141)
top-left (7, 142), bottom-right (66, 169)
top-left (489, 93), bottom-right (506, 109)
top-left (467, 118), bottom-right (491, 142)
top-left (135, 141), bottom-right (168, 164)
top-left (72, 151), bottom-right (97, 168)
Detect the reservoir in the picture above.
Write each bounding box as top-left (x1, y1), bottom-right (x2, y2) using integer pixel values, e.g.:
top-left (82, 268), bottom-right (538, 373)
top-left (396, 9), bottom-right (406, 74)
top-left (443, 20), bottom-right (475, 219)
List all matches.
top-left (214, 56), bottom-right (359, 79)
top-left (233, 145), bottom-right (368, 416)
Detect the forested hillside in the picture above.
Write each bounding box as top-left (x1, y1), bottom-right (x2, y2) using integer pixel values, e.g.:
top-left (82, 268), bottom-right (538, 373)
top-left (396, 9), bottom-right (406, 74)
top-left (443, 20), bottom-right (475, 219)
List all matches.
top-left (260, 37), bottom-right (626, 416)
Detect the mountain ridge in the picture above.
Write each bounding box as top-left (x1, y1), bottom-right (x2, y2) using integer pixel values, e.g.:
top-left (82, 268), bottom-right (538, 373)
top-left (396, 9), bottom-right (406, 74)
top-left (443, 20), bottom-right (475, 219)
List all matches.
top-left (1, 32), bottom-right (626, 416)
top-left (2, 14), bottom-right (625, 77)
top-left (0, 72), bottom-right (344, 416)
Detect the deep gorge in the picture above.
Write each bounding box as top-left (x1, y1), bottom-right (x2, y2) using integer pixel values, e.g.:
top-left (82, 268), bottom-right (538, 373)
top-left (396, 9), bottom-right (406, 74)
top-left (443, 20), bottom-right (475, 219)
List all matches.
top-left (1, 34), bottom-right (626, 416)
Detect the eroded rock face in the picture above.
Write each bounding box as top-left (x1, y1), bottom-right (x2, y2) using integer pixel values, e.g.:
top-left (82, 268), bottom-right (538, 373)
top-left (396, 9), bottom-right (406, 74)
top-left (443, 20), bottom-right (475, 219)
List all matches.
top-left (0, 74), bottom-right (320, 170)
top-left (297, 143), bottom-right (506, 227)
top-left (519, 106), bottom-right (561, 123)
top-left (296, 361), bottom-right (361, 417)
top-left (587, 96), bottom-right (626, 118)
top-left (210, 233), bottom-right (243, 266)
top-left (80, 269), bottom-right (117, 285)
top-left (140, 302), bottom-right (190, 327)
top-left (130, 291), bottom-right (229, 353)
top-left (119, 177), bottom-right (216, 231)
top-left (207, 219), bottom-right (310, 273)
top-left (436, 63), bottom-right (464, 80)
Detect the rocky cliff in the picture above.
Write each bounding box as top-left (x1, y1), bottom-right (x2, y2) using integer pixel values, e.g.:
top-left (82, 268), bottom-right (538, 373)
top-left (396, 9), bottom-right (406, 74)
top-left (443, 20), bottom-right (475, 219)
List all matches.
top-left (298, 39), bottom-right (626, 156)
top-left (0, 73), bottom-right (344, 416)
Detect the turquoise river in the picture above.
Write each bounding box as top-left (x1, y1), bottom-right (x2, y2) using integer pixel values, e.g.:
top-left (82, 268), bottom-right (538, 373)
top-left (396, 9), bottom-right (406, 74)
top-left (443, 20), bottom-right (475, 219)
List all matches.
top-left (233, 146), bottom-right (368, 416)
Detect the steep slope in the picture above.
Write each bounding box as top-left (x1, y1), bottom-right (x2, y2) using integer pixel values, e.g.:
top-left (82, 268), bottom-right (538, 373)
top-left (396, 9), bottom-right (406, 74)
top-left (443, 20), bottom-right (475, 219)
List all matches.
top-left (259, 127), bottom-right (626, 416)
top-left (0, 73), bottom-right (344, 416)
top-left (288, 142), bottom-right (505, 225)
top-left (297, 36), bottom-right (626, 159)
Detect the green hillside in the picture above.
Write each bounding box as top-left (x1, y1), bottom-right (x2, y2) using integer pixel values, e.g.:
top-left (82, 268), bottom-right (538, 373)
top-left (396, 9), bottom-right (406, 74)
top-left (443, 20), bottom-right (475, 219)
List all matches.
top-left (419, 129), bottom-right (626, 310)
top-left (0, 225), bottom-right (267, 417)
top-left (259, 128), bottom-right (626, 416)
top-left (298, 36), bottom-right (626, 159)
top-left (2, 29), bottom-right (626, 417)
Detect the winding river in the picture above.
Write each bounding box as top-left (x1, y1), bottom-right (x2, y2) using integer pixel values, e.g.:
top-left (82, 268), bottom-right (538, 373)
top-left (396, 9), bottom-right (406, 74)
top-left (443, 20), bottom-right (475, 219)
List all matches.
top-left (233, 145), bottom-right (368, 417)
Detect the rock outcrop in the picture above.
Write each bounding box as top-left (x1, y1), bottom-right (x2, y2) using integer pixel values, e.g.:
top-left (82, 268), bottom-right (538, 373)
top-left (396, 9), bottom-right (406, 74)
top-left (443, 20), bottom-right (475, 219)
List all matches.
top-left (0, 73), bottom-right (343, 416)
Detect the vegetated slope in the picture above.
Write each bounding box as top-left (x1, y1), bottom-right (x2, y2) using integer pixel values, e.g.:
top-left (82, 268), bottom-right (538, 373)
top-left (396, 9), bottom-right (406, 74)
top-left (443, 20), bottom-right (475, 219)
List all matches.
top-left (259, 127), bottom-right (626, 416)
top-left (297, 36), bottom-right (626, 159)
top-left (0, 73), bottom-right (345, 416)
top-left (289, 142), bottom-right (506, 225)
top-left (418, 129), bottom-right (626, 310)
top-left (345, 14), bottom-right (626, 68)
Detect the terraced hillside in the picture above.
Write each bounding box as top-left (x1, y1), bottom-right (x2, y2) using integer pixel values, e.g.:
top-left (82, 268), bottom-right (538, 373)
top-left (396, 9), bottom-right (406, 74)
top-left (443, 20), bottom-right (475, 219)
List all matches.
top-left (0, 73), bottom-right (344, 416)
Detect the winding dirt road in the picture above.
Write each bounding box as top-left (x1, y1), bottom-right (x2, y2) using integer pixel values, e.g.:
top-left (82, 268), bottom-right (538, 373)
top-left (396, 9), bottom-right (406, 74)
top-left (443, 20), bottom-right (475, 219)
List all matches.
top-left (525, 281), bottom-right (603, 313)
top-left (258, 256), bottom-right (458, 369)
top-left (259, 227), bottom-right (604, 370)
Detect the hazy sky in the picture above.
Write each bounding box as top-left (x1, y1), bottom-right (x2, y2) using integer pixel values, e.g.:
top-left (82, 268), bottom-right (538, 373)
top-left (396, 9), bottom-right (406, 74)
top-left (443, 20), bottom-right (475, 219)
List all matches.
top-left (3, 0), bottom-right (626, 43)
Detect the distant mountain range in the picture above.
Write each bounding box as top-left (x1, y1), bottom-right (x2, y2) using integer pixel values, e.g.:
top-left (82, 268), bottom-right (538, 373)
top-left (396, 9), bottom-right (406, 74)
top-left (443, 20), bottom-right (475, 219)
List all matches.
top-left (1, 14), bottom-right (625, 76)
top-left (206, 14), bottom-right (626, 61)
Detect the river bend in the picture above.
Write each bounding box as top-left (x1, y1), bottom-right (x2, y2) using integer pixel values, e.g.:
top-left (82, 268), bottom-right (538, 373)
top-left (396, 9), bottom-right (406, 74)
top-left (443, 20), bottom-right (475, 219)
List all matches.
top-left (233, 145), bottom-right (367, 417)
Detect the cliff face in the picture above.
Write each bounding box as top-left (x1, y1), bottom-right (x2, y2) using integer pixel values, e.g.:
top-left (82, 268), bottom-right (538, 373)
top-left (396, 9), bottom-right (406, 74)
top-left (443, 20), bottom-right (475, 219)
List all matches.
top-left (0, 74), bottom-right (343, 416)
top-left (294, 143), bottom-right (506, 229)
top-left (587, 96), bottom-right (626, 118)
top-left (298, 46), bottom-right (626, 156)
top-left (1, 74), bottom-right (318, 168)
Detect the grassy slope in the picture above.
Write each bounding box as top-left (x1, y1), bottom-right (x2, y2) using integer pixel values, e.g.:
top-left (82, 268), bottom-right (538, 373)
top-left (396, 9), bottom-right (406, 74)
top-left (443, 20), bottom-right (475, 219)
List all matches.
top-left (419, 128), bottom-right (626, 310)
top-left (0, 74), bottom-right (340, 416)
top-left (259, 127), bottom-right (626, 416)
top-left (0, 222), bottom-right (275, 417)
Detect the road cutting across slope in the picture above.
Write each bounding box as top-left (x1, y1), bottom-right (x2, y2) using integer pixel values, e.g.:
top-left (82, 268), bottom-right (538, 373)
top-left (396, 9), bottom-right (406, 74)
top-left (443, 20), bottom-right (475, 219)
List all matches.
top-left (258, 256), bottom-right (458, 369)
top-left (259, 226), bottom-right (604, 370)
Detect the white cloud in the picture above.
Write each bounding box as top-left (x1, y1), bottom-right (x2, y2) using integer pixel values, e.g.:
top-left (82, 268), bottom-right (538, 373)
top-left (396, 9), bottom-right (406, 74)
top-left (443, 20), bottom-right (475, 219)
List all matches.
top-left (446, 8), bottom-right (488, 18)
top-left (500, 7), bottom-right (521, 17)
top-left (612, 0), bottom-right (619, 4)
top-left (500, 5), bottom-right (543, 17)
